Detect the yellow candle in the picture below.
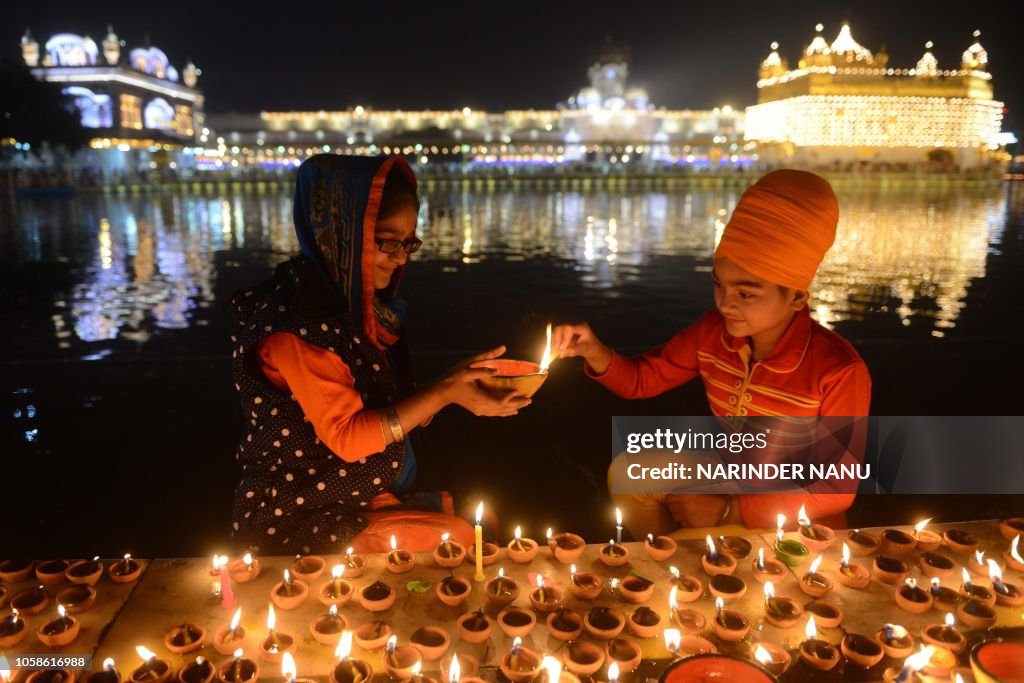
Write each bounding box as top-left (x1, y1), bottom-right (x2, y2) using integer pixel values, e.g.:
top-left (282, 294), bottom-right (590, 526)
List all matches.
top-left (474, 502), bottom-right (485, 582)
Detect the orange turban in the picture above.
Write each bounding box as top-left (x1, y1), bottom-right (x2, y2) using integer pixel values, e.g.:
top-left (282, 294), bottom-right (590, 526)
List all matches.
top-left (715, 169), bottom-right (839, 290)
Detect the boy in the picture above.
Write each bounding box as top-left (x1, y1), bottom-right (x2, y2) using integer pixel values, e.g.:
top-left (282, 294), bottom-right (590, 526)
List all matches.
top-left (553, 170), bottom-right (871, 537)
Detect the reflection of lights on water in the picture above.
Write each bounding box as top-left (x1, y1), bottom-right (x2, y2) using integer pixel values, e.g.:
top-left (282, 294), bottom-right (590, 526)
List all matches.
top-left (99, 218), bottom-right (113, 270)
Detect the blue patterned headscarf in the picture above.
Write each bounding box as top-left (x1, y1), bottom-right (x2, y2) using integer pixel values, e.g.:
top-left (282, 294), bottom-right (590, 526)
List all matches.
top-left (292, 154), bottom-right (417, 349)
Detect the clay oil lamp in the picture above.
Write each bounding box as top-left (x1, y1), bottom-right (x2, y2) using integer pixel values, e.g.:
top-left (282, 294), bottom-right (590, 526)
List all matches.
top-left (702, 535), bottom-right (736, 576)
top-left (763, 581), bottom-right (802, 628)
top-left (441, 654), bottom-right (478, 683)
top-left (484, 567), bottom-right (519, 607)
top-left (799, 555), bottom-right (833, 598)
top-left (798, 615), bottom-right (839, 671)
top-left (567, 564), bottom-right (602, 601)
top-left (751, 547), bottom-right (786, 585)
top-left (1004, 534), bottom-right (1024, 571)
top-left (875, 623), bottom-right (915, 659)
top-left (958, 598), bottom-right (997, 629)
top-left (385, 535), bottom-right (415, 574)
top-left (433, 532), bottom-right (466, 568)
top-left (644, 533), bottom-right (677, 561)
top-left (895, 577), bottom-right (933, 614)
top-left (178, 657), bottom-right (215, 683)
top-left (1000, 517), bottom-right (1024, 541)
top-left (912, 518), bottom-right (942, 552)
top-left (227, 553), bottom-right (261, 584)
top-left (804, 600), bottom-right (844, 629)
top-left (311, 604), bottom-right (349, 645)
top-left (497, 606), bottom-right (536, 638)
top-left (584, 605), bottom-right (626, 640)
top-left (753, 642), bottom-right (792, 676)
top-left (920, 551), bottom-right (957, 580)
top-left (410, 625), bottom-right (451, 662)
top-left (718, 535), bottom-right (753, 560)
top-left (836, 542), bottom-right (870, 589)
top-left (468, 540), bottom-right (499, 569)
top-left (86, 658), bottom-right (121, 683)
top-left (668, 566), bottom-right (702, 602)
top-left (57, 583), bottom-right (97, 614)
top-left (507, 526), bottom-right (539, 563)
top-left (319, 565), bottom-right (354, 607)
top-left (475, 323), bottom-right (552, 400)
top-left (109, 554), bottom-right (143, 583)
top-left (546, 528), bottom-right (585, 564)
top-left (35, 559), bottom-right (69, 586)
top-left (66, 556), bottom-right (103, 586)
top-left (561, 641), bottom-right (605, 677)
top-left (773, 514), bottom-right (809, 567)
top-left (162, 622), bottom-right (206, 655)
top-left (709, 573), bottom-right (746, 603)
top-left (599, 539), bottom-right (630, 567)
top-left (529, 574), bottom-right (564, 612)
top-left (342, 547), bottom-right (367, 578)
top-left (841, 633), bottom-right (884, 669)
top-left (213, 608), bottom-right (247, 656)
top-left (879, 528), bottom-right (916, 556)
top-left (0, 559), bottom-right (33, 583)
top-left (920, 648), bottom-right (959, 680)
top-left (627, 605), bottom-right (662, 638)
top-left (873, 555), bottom-right (910, 585)
top-left (711, 596), bottom-right (749, 642)
top-left (456, 609), bottom-right (492, 644)
top-left (969, 550), bottom-right (999, 577)
top-left (883, 646), bottom-right (936, 683)
top-left (271, 569), bottom-right (308, 609)
top-left (929, 577), bottom-right (961, 613)
top-left (847, 528), bottom-right (881, 556)
top-left (24, 671), bottom-right (77, 683)
top-left (0, 608), bottom-right (27, 648)
top-left (606, 639), bottom-right (642, 673)
top-left (797, 504), bottom-right (834, 553)
top-left (944, 529), bottom-right (981, 555)
top-left (436, 575), bottom-right (471, 607)
top-left (353, 621), bottom-right (391, 651)
top-left (11, 584), bottom-right (49, 615)
top-left (988, 559), bottom-right (1024, 606)
top-left (331, 631), bottom-right (374, 683)
top-left (359, 580), bottom-right (395, 612)
top-left (218, 649), bottom-right (257, 683)
top-left (669, 586), bottom-right (706, 634)
top-left (382, 635), bottom-right (423, 682)
top-left (663, 628), bottom-right (717, 658)
top-left (960, 567), bottom-right (996, 606)
top-left (618, 574), bottom-right (655, 603)
top-left (541, 655), bottom-right (580, 683)
top-left (259, 605), bottom-right (296, 664)
top-left (547, 607), bottom-right (584, 641)
top-left (130, 646), bottom-right (172, 683)
top-left (499, 637), bottom-right (542, 683)
top-left (922, 612), bottom-right (966, 654)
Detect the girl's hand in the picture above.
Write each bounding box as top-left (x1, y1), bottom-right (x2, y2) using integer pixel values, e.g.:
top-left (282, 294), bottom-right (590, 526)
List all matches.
top-left (552, 322), bottom-right (613, 373)
top-left (438, 345), bottom-right (531, 416)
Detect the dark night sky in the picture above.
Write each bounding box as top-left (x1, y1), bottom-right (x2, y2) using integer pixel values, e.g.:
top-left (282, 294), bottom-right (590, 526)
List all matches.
top-left (5, 0), bottom-right (1022, 132)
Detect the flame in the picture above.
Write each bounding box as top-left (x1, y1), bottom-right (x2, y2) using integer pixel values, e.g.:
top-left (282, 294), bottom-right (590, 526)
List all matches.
top-left (281, 653), bottom-right (296, 681)
top-left (103, 659), bottom-right (115, 672)
top-left (10, 609), bottom-right (19, 621)
top-left (705, 535), bottom-right (716, 557)
top-left (230, 608), bottom-right (241, 631)
top-left (805, 615), bottom-right (818, 640)
top-left (808, 555), bottom-right (823, 575)
top-left (1013, 535), bottom-right (1022, 563)
top-left (615, 507), bottom-right (622, 526)
top-left (124, 553), bottom-right (131, 561)
top-left (536, 575), bottom-right (544, 589)
top-left (450, 654), bottom-right (462, 683)
top-left (777, 513), bottom-right (786, 530)
top-left (475, 502), bottom-right (484, 525)
top-left (233, 649), bottom-right (243, 659)
top-left (512, 636), bottom-right (522, 654)
top-left (515, 526), bottom-right (522, 540)
top-left (757, 548), bottom-right (765, 569)
top-left (390, 535), bottom-right (398, 551)
top-left (962, 567), bottom-right (972, 584)
top-left (332, 565), bottom-right (344, 579)
top-left (267, 605), bottom-right (276, 632)
top-left (987, 559), bottom-right (1003, 582)
top-left (841, 543), bottom-right (851, 565)
top-left (346, 547), bottom-right (354, 557)
top-left (663, 628), bottom-right (681, 653)
top-left (412, 662), bottom-right (422, 677)
top-left (754, 644), bottom-right (773, 665)
top-left (336, 630), bottom-right (353, 660)
top-left (607, 663), bottom-right (620, 683)
top-left (441, 532), bottom-right (450, 543)
top-left (569, 564), bottom-right (576, 575)
top-left (905, 578), bottom-right (917, 590)
top-left (539, 323), bottom-right (553, 371)
top-left (715, 596), bottom-right (724, 612)
top-left (386, 635), bottom-right (397, 654)
top-left (498, 567), bottom-right (505, 578)
top-left (931, 577), bottom-right (940, 589)
top-left (283, 569), bottom-right (291, 584)
top-left (541, 655), bottom-right (559, 683)
top-left (669, 585), bottom-right (678, 610)
top-left (945, 612), bottom-right (955, 628)
top-left (329, 605), bottom-right (338, 617)
top-left (904, 646), bottom-right (937, 671)
top-left (669, 566), bottom-right (680, 579)
top-left (57, 604), bottom-right (66, 619)
top-left (546, 528), bottom-right (553, 540)
top-left (955, 675), bottom-right (965, 683)
top-left (763, 581), bottom-right (775, 601)
top-left (610, 578), bottom-right (620, 589)
top-left (975, 550), bottom-right (986, 566)
top-left (798, 505), bottom-right (810, 527)
top-left (914, 518), bottom-right (932, 534)
top-left (884, 623), bottom-right (908, 639)
top-left (648, 534), bottom-right (654, 544)
top-left (135, 646), bottom-right (156, 662)
top-left (212, 555), bottom-right (219, 571)
top-left (243, 553), bottom-right (253, 566)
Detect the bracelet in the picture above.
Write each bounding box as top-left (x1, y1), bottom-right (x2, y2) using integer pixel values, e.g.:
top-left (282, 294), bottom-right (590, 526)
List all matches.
top-left (378, 410), bottom-right (390, 445)
top-left (386, 405), bottom-right (404, 443)
top-left (718, 497), bottom-right (733, 526)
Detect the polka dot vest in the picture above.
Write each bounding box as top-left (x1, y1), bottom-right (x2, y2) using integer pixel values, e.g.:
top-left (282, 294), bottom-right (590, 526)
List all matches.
top-left (229, 259), bottom-right (405, 554)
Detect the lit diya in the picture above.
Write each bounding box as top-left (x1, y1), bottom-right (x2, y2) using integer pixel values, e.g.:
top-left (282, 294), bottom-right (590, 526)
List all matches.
top-left (227, 553), bottom-right (261, 583)
top-left (109, 554), bottom-right (143, 583)
top-left (668, 566), bottom-right (702, 602)
top-left (797, 504), bottom-right (834, 553)
top-left (599, 539), bottom-right (630, 567)
top-left (895, 578), bottom-right (933, 614)
top-left (1004, 534), bottom-right (1024, 571)
top-left (717, 535), bottom-right (752, 559)
top-left (507, 526), bottom-right (539, 563)
top-left (529, 574), bottom-right (565, 612)
top-left (752, 642), bottom-right (792, 676)
top-left (86, 658), bottom-right (120, 683)
top-left (922, 613), bottom-right (966, 654)
top-left (213, 608), bottom-right (248, 656)
top-left (701, 535), bottom-right (736, 575)
top-left (799, 615), bottom-right (840, 671)
top-left (546, 528), bottom-right (585, 564)
top-left (883, 646), bottom-right (936, 683)
top-left (485, 568), bottom-right (520, 606)
top-left (644, 533), bottom-right (678, 561)
top-left (474, 323), bottom-right (553, 398)
top-left (875, 623), bottom-right (915, 659)
top-left (319, 565), bottom-right (354, 607)
top-left (217, 649), bottom-right (258, 683)
top-left (763, 581), bottom-right (802, 628)
top-left (130, 646), bottom-right (172, 683)
top-left (65, 556), bottom-right (103, 586)
top-left (663, 628), bottom-right (717, 658)
top-left (38, 604), bottom-right (80, 647)
top-left (382, 635), bottom-right (423, 683)
top-left (499, 637), bottom-right (542, 683)
top-left (541, 655), bottom-right (580, 683)
top-left (751, 547), bottom-right (787, 584)
top-left (836, 542), bottom-right (870, 588)
top-left (960, 567), bottom-right (996, 606)
top-left (567, 564), bottom-right (602, 601)
top-left (0, 608), bottom-right (27, 648)
top-left (385, 535), bottom-right (415, 573)
top-left (773, 515), bottom-right (809, 567)
top-left (310, 604), bottom-right (349, 645)
top-left (331, 631), bottom-right (373, 683)
top-left (441, 654), bottom-right (479, 683)
top-left (341, 547), bottom-right (366, 577)
top-left (163, 622), bottom-right (206, 655)
top-left (969, 550), bottom-right (1000, 577)
top-left (270, 569), bottom-right (309, 609)
top-left (177, 657), bottom-right (216, 683)
top-left (289, 553), bottom-right (325, 582)
top-left (913, 518), bottom-right (942, 552)
top-left (799, 555), bottom-right (833, 598)
top-left (433, 532), bottom-right (466, 568)
top-left (353, 621), bottom-right (392, 651)
top-left (929, 577), bottom-right (961, 613)
top-left (669, 586), bottom-right (706, 634)
top-left (259, 605), bottom-right (296, 663)
top-left (711, 596), bottom-right (749, 642)
top-left (988, 560), bottom-right (1024, 606)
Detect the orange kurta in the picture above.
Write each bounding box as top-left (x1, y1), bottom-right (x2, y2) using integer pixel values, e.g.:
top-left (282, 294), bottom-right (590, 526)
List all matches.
top-left (589, 307), bottom-right (871, 529)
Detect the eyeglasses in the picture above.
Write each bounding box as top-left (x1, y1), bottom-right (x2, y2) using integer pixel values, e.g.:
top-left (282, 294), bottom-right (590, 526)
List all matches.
top-left (375, 237), bottom-right (423, 254)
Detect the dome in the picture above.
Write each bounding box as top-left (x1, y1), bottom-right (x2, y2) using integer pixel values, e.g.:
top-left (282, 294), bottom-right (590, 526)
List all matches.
top-left (829, 23), bottom-right (874, 64)
top-left (805, 24), bottom-right (830, 56)
top-left (762, 42), bottom-right (783, 69)
top-left (915, 41), bottom-right (938, 76)
top-left (961, 30), bottom-right (988, 70)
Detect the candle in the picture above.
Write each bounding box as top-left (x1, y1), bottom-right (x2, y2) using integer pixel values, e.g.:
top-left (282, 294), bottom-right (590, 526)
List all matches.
top-left (615, 508), bottom-right (623, 545)
top-left (474, 502), bottom-right (485, 582)
top-left (894, 646), bottom-right (936, 682)
top-left (211, 555), bottom-right (223, 597)
top-left (219, 556), bottom-right (237, 609)
top-left (281, 652), bottom-right (296, 683)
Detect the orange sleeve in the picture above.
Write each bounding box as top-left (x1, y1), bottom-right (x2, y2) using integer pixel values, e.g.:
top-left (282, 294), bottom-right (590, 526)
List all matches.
top-left (258, 333), bottom-right (386, 462)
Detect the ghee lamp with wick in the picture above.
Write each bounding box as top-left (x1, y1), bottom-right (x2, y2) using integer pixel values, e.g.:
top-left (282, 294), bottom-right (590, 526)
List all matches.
top-left (485, 567), bottom-right (520, 606)
top-left (929, 577), bottom-right (961, 612)
top-left (846, 528), bottom-right (881, 556)
top-left (130, 646), bottom-right (171, 683)
top-left (711, 596), bottom-right (748, 641)
top-left (342, 547), bottom-right (366, 578)
top-left (37, 603), bottom-right (80, 647)
top-left (968, 549), bottom-right (999, 577)
top-left (385, 534), bottom-right (415, 574)
top-left (875, 623), bottom-right (916, 659)
top-left (529, 574), bottom-right (564, 612)
top-left (753, 642), bottom-right (792, 676)
top-left (988, 559), bottom-right (1024, 606)
top-left (217, 648), bottom-right (258, 683)
top-left (259, 605), bottom-right (295, 664)
top-left (109, 553), bottom-right (142, 583)
top-left (446, 652), bottom-right (485, 683)
top-left (959, 566), bottom-right (996, 605)
top-left (643, 533), bottom-right (677, 561)
top-left (213, 607), bottom-right (247, 656)
top-left (507, 526), bottom-right (539, 563)
top-left (1005, 534), bottom-right (1024, 571)
top-left (330, 630), bottom-right (373, 683)
top-left (836, 542), bottom-right (870, 588)
top-left (773, 514), bottom-right (809, 567)
top-left (163, 620), bottom-right (206, 656)
top-left (499, 636), bottom-right (541, 683)
top-left (669, 585), bottom-right (706, 634)
top-left (311, 604), bottom-right (350, 645)
top-left (884, 646), bottom-right (936, 683)
top-left (178, 656), bottom-right (216, 683)
top-left (0, 608), bottom-right (26, 648)
top-left (319, 565), bottom-right (354, 607)
top-left (227, 553), bottom-right (260, 583)
top-left (541, 654), bottom-right (580, 683)
top-left (66, 555), bottom-right (103, 585)
top-left (668, 565), bottom-right (702, 602)
top-left (85, 657), bottom-right (120, 683)
top-left (797, 504), bottom-right (835, 552)
top-left (922, 612), bottom-right (966, 653)
top-left (547, 527), bottom-right (585, 564)
top-left (763, 580), bottom-right (802, 628)
top-left (382, 635), bottom-right (424, 683)
top-left (567, 564), bottom-right (602, 601)
top-left (433, 532), bottom-right (466, 568)
top-left (599, 538), bottom-right (630, 567)
top-left (895, 577), bottom-right (933, 614)
top-left (271, 569), bottom-right (309, 609)
top-left (473, 323), bottom-right (553, 399)
top-left (799, 615), bottom-right (840, 671)
top-left (751, 547), bottom-right (787, 584)
top-left (913, 518), bottom-right (942, 552)
top-left (701, 534), bottom-right (736, 575)
top-left (799, 555), bottom-right (833, 598)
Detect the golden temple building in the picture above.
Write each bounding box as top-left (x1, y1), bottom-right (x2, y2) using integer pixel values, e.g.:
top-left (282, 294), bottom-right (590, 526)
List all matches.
top-left (744, 24), bottom-right (1010, 170)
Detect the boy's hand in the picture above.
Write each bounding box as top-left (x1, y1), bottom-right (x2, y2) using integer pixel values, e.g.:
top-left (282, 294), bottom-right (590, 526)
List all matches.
top-left (552, 322), bottom-right (613, 374)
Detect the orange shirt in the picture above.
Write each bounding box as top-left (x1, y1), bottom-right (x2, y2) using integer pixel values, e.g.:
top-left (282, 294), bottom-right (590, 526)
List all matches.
top-left (258, 332), bottom-right (386, 462)
top-left (589, 307), bottom-right (871, 529)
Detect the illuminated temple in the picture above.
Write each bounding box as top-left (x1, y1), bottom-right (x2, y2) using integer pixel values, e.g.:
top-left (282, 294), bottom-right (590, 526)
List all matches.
top-left (745, 24), bottom-right (1010, 170)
